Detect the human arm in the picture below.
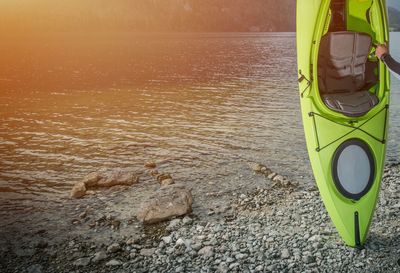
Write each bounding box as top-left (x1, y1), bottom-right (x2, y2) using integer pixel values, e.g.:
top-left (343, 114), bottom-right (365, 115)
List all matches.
top-left (376, 44), bottom-right (400, 80)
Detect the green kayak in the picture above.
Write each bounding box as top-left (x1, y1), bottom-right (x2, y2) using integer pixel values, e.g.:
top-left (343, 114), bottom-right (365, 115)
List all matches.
top-left (296, 0), bottom-right (390, 247)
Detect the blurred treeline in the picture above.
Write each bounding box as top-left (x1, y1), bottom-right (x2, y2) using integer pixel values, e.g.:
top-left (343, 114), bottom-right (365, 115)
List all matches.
top-left (1, 0), bottom-right (398, 33)
top-left (0, 0), bottom-right (295, 33)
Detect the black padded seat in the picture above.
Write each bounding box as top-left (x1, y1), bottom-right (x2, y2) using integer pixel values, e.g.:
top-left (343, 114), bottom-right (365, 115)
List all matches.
top-left (318, 31), bottom-right (379, 117)
top-left (323, 91), bottom-right (379, 117)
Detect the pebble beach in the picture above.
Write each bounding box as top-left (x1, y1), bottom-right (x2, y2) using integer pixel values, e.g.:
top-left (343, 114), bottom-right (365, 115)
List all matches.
top-left (1, 161), bottom-right (399, 273)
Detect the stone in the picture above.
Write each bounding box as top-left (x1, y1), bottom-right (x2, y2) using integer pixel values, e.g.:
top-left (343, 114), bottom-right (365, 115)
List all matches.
top-left (198, 246), bottom-right (213, 257)
top-left (167, 218), bottom-right (182, 230)
top-left (182, 216), bottom-right (193, 225)
top-left (156, 173), bottom-right (172, 183)
top-left (217, 262), bottom-right (229, 273)
top-left (308, 235), bottom-right (321, 242)
top-left (126, 236), bottom-right (140, 245)
top-left (111, 220), bottom-right (121, 230)
top-left (106, 259), bottom-right (122, 266)
top-left (281, 248), bottom-right (290, 259)
top-left (73, 257), bottom-right (91, 266)
top-left (248, 162), bottom-right (263, 172)
top-left (191, 243), bottom-right (202, 251)
top-left (149, 170), bottom-right (159, 177)
top-left (136, 185), bottom-right (193, 224)
top-left (303, 254), bottom-right (316, 264)
top-left (162, 236), bottom-right (173, 244)
top-left (107, 243), bottom-right (121, 253)
top-left (79, 212), bottom-right (87, 219)
top-left (267, 173), bottom-right (277, 180)
top-left (81, 172), bottom-right (101, 187)
top-left (273, 175), bottom-right (284, 183)
top-left (27, 264), bottom-right (43, 273)
top-left (70, 182), bottom-right (86, 198)
top-left (176, 238), bottom-right (185, 246)
top-left (97, 169), bottom-right (139, 187)
top-left (140, 248), bottom-right (156, 256)
top-left (160, 178), bottom-right (175, 187)
top-left (92, 251), bottom-right (108, 263)
top-left (235, 253), bottom-right (247, 259)
top-left (144, 161), bottom-right (157, 169)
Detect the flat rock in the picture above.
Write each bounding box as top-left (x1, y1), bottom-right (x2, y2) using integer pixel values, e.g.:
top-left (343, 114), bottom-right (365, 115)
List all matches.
top-left (92, 251), bottom-right (108, 263)
top-left (81, 172), bottom-right (101, 187)
top-left (136, 185), bottom-right (193, 224)
top-left (73, 257), bottom-right (91, 267)
top-left (140, 248), bottom-right (156, 256)
top-left (105, 259), bottom-right (122, 266)
top-left (198, 246), bottom-right (213, 257)
top-left (71, 169), bottom-right (139, 198)
top-left (96, 169), bottom-right (139, 187)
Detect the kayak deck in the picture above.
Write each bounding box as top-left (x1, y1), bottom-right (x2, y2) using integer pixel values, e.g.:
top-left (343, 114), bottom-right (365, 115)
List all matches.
top-left (297, 0), bottom-right (390, 247)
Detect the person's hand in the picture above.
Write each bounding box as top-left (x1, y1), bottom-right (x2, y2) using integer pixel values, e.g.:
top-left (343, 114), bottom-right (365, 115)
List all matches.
top-left (375, 44), bottom-right (388, 60)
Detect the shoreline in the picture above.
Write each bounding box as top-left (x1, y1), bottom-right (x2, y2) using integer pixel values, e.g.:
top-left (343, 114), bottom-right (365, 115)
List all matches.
top-left (1, 163), bottom-right (400, 272)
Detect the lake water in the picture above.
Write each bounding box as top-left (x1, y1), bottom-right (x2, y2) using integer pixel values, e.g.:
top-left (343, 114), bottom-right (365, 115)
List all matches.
top-left (0, 32), bottom-right (399, 213)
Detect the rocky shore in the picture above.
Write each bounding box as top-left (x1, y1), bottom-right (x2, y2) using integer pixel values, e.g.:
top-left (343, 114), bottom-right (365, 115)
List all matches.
top-left (1, 162), bottom-right (400, 273)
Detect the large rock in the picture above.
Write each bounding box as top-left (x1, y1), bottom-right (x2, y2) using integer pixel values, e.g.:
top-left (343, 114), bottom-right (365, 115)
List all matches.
top-left (136, 185), bottom-right (193, 224)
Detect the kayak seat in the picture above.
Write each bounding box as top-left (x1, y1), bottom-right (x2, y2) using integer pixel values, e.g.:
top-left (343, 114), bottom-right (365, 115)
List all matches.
top-left (322, 91), bottom-right (379, 117)
top-left (318, 31), bottom-right (379, 117)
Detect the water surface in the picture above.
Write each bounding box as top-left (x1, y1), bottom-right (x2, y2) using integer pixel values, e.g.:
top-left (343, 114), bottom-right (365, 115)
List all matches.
top-left (0, 32), bottom-right (399, 213)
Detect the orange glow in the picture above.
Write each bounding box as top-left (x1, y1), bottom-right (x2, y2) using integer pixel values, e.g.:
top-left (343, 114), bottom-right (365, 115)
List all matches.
top-left (0, 0), bottom-right (296, 36)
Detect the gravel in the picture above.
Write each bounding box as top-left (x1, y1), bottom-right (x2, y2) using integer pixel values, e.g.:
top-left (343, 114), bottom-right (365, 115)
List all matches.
top-left (1, 164), bottom-right (400, 272)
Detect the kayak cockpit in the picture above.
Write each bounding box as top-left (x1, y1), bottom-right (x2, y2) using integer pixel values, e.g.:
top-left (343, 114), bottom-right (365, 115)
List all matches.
top-left (317, 31), bottom-right (379, 117)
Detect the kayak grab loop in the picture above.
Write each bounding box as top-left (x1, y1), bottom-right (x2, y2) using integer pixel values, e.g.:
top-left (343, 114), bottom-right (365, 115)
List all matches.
top-left (309, 105), bottom-right (388, 152)
top-left (298, 69), bottom-right (312, 98)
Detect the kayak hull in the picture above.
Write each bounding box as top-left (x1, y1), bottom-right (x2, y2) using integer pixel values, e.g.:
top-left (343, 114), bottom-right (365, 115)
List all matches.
top-left (296, 0), bottom-right (390, 247)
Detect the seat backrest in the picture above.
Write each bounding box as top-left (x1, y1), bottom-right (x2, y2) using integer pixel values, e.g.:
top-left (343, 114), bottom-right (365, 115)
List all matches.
top-left (318, 32), bottom-right (372, 94)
